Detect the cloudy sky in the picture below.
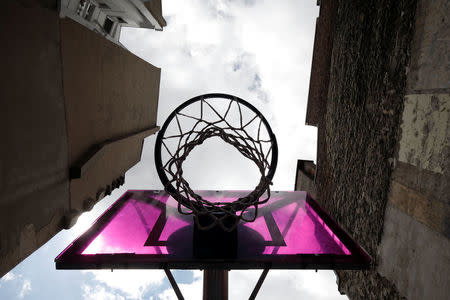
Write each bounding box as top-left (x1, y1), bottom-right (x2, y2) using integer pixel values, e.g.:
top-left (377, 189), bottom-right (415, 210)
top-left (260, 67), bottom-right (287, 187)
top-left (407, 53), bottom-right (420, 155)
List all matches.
top-left (1, 1), bottom-right (348, 299)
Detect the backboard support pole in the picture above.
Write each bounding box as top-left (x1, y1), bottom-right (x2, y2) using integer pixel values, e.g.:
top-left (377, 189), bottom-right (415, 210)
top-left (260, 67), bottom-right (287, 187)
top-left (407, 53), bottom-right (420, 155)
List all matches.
top-left (249, 268), bottom-right (270, 300)
top-left (164, 268), bottom-right (185, 300)
top-left (203, 269), bottom-right (228, 300)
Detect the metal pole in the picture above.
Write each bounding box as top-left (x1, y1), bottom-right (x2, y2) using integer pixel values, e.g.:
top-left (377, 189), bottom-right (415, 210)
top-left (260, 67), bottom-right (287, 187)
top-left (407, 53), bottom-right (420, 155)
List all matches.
top-left (203, 269), bottom-right (228, 300)
top-left (164, 268), bottom-right (184, 300)
top-left (249, 268), bottom-right (269, 300)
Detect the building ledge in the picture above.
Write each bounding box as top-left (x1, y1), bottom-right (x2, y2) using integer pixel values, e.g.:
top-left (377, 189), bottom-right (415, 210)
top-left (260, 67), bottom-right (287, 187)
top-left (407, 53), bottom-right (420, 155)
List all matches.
top-left (70, 126), bottom-right (159, 179)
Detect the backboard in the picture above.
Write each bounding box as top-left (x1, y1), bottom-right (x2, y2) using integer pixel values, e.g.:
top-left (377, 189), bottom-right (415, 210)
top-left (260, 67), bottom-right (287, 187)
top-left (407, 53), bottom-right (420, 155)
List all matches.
top-left (55, 190), bottom-right (370, 270)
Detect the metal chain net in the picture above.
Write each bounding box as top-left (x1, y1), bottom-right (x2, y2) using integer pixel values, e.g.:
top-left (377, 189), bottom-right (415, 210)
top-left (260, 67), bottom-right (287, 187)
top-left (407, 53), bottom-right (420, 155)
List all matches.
top-left (159, 96), bottom-right (274, 231)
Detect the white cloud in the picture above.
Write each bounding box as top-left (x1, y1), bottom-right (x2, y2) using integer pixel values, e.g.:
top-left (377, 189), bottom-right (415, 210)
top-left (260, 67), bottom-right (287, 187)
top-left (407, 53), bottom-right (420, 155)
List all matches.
top-left (0, 2), bottom-right (349, 300)
top-left (18, 279), bottom-right (31, 298)
top-left (120, 0), bottom-right (319, 191)
top-left (156, 271), bottom-right (203, 300)
top-left (1, 273), bottom-right (33, 298)
top-left (82, 284), bottom-right (125, 300)
top-left (155, 270), bottom-right (347, 300)
top-left (84, 270), bottom-right (165, 299)
top-left (118, 2), bottom-right (340, 299)
top-left (1, 272), bottom-right (16, 281)
top-left (28, 1), bottom-right (324, 299)
top-left (229, 270), bottom-right (347, 300)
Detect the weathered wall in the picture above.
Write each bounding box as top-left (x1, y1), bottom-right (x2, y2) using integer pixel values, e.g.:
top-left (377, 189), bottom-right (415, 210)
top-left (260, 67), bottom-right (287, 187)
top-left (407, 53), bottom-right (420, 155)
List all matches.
top-left (305, 0), bottom-right (418, 299)
top-left (0, 1), bottom-right (69, 277)
top-left (375, 1), bottom-right (450, 297)
top-left (397, 95), bottom-right (449, 175)
top-left (303, 0), bottom-right (449, 299)
top-left (389, 95), bottom-right (449, 239)
top-left (378, 203), bottom-right (449, 300)
top-left (407, 0), bottom-right (449, 93)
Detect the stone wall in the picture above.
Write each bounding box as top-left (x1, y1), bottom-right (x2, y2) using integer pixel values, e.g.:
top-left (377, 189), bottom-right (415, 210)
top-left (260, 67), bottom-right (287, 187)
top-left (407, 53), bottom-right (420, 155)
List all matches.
top-left (376, 1), bottom-right (450, 298)
top-left (303, 0), bottom-right (449, 299)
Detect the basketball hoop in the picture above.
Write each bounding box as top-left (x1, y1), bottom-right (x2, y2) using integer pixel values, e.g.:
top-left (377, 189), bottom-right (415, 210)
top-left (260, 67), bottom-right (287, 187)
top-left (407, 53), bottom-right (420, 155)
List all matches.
top-left (154, 93), bottom-right (278, 231)
top-left (57, 95), bottom-right (371, 300)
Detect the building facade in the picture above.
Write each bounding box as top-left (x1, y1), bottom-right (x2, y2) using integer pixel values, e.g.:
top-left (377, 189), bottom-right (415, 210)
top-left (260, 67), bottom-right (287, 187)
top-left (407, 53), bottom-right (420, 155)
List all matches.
top-left (0, 0), bottom-right (166, 277)
top-left (300, 0), bottom-right (449, 299)
top-left (294, 160), bottom-right (317, 200)
top-left (60, 0), bottom-right (166, 45)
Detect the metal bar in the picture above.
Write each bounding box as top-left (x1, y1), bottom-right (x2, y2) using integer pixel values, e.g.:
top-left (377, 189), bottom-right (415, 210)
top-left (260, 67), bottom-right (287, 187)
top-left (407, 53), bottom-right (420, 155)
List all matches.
top-left (203, 269), bottom-right (228, 300)
top-left (249, 268), bottom-right (269, 300)
top-left (164, 268), bottom-right (184, 300)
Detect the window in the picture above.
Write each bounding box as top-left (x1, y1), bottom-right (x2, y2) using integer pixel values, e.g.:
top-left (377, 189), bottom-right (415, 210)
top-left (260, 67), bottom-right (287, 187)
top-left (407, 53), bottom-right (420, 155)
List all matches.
top-left (85, 4), bottom-right (96, 20)
top-left (103, 17), bottom-right (114, 35)
top-left (76, 1), bottom-right (96, 20)
top-left (76, 0), bottom-right (87, 16)
top-left (98, 2), bottom-right (110, 9)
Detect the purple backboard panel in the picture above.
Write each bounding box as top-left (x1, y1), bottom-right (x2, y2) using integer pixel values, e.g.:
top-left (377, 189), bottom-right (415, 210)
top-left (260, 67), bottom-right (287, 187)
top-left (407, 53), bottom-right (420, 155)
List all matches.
top-left (55, 190), bottom-right (371, 270)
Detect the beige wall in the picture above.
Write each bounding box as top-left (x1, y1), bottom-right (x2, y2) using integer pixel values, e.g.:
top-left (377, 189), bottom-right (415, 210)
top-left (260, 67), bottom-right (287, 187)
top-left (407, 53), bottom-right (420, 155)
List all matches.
top-left (0, 1), bottom-right (70, 277)
top-left (144, 0), bottom-right (167, 28)
top-left (406, 0), bottom-right (449, 92)
top-left (69, 127), bottom-right (159, 215)
top-left (60, 18), bottom-right (161, 214)
top-left (60, 18), bottom-right (160, 167)
top-left (0, 2), bottom-right (161, 277)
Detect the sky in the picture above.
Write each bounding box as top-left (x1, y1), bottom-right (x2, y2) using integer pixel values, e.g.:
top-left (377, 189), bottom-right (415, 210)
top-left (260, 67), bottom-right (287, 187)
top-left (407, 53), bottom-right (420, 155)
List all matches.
top-left (1, 0), bottom-right (348, 299)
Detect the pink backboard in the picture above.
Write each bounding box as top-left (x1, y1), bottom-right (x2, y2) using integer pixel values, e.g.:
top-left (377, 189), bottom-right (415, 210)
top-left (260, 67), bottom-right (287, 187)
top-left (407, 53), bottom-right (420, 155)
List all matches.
top-left (55, 190), bottom-right (370, 270)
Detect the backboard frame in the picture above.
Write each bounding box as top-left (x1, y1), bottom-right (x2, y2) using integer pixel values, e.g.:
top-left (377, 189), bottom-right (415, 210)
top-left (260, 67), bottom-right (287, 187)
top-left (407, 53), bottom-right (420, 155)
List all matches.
top-left (55, 190), bottom-right (371, 270)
